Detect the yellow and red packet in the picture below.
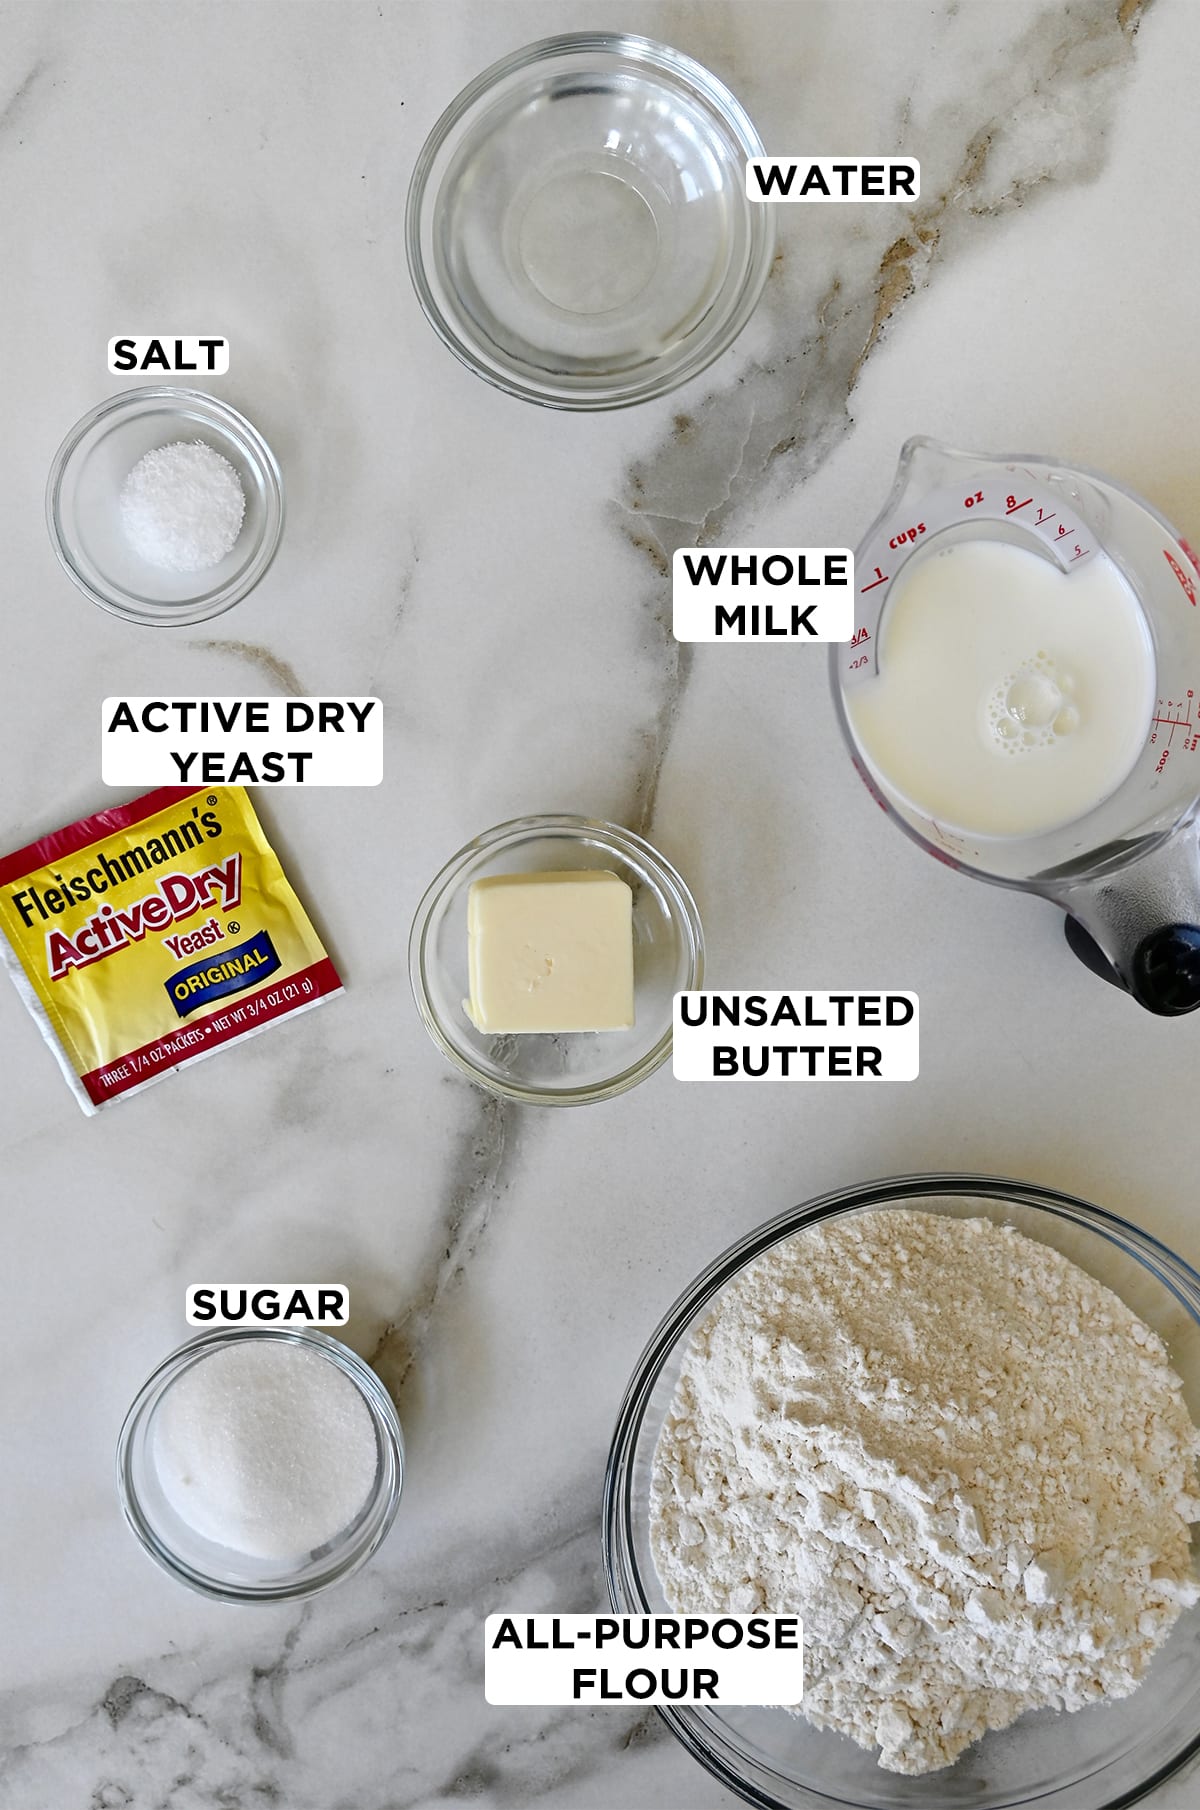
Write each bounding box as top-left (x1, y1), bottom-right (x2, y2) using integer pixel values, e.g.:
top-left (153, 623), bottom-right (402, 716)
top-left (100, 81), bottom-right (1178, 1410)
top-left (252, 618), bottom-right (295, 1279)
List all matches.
top-left (0, 786), bottom-right (341, 1113)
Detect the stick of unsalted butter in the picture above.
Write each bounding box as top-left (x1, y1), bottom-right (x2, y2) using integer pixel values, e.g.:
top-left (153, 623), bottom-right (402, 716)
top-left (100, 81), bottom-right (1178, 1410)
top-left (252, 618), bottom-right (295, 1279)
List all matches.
top-left (465, 870), bottom-right (634, 1034)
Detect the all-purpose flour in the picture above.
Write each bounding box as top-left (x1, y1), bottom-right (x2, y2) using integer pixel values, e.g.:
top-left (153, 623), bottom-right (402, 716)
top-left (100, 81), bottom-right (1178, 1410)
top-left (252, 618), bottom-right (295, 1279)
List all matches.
top-left (650, 1209), bottom-right (1200, 1774)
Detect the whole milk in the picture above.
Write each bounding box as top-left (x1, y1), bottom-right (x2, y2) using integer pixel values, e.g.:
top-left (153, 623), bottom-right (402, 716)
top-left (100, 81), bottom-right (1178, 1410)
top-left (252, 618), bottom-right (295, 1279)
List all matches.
top-left (845, 538), bottom-right (1155, 838)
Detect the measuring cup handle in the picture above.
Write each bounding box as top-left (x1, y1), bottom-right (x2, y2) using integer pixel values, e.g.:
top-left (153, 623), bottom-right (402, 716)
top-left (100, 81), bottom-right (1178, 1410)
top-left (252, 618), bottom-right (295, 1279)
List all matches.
top-left (1063, 916), bottom-right (1124, 991)
top-left (1128, 924), bottom-right (1200, 1013)
top-left (1057, 814), bottom-right (1200, 1013)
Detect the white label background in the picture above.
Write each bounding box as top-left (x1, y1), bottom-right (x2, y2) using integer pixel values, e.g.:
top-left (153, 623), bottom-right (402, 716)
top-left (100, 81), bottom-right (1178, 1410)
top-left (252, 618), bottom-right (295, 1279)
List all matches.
top-left (185, 1283), bottom-right (350, 1327)
top-left (485, 1615), bottom-right (803, 1706)
top-left (102, 697), bottom-right (382, 786)
top-left (673, 991), bottom-right (920, 1081)
top-left (672, 547), bottom-right (854, 644)
top-left (107, 334), bottom-right (229, 373)
top-left (746, 157), bottom-right (921, 201)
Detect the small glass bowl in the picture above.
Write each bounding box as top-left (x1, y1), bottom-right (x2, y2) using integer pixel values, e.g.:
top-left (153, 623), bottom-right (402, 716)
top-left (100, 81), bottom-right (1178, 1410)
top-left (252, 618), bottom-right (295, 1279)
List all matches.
top-left (409, 813), bottom-right (704, 1105)
top-left (116, 1328), bottom-right (403, 1603)
top-left (406, 32), bottom-right (775, 409)
top-left (47, 387), bottom-right (284, 626)
top-left (604, 1175), bottom-right (1200, 1809)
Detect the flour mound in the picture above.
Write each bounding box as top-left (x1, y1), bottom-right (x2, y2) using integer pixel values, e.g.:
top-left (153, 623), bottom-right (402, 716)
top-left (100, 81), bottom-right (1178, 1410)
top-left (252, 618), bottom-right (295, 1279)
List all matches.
top-left (650, 1209), bottom-right (1200, 1775)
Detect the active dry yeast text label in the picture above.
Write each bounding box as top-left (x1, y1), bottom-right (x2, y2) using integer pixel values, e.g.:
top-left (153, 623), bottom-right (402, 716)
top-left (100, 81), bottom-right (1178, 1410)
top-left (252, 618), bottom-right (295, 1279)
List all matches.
top-left (484, 1615), bottom-right (803, 1706)
top-left (673, 992), bottom-right (919, 1080)
top-left (102, 697), bottom-right (382, 786)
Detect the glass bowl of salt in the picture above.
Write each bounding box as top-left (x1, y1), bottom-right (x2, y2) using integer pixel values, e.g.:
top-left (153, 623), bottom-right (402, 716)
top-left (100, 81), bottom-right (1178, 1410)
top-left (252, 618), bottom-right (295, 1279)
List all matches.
top-left (117, 1328), bottom-right (403, 1602)
top-left (47, 387), bottom-right (284, 627)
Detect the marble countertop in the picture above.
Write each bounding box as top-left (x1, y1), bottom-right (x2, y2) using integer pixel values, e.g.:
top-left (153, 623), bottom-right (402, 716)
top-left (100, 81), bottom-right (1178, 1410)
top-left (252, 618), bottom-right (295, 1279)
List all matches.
top-left (3, 1), bottom-right (1200, 1805)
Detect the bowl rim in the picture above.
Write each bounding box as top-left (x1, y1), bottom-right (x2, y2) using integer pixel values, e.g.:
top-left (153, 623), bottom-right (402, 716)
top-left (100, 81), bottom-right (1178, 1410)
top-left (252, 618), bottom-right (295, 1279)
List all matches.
top-left (46, 384), bottom-right (285, 627)
top-left (116, 1325), bottom-right (404, 1604)
top-left (404, 30), bottom-right (775, 411)
top-left (408, 811), bottom-right (705, 1105)
top-left (602, 1170), bottom-right (1200, 1810)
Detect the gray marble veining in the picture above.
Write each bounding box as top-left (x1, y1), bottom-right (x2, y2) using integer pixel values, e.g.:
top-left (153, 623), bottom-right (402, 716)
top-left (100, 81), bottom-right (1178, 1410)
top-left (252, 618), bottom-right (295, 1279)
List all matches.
top-left (3, 2), bottom-right (1200, 1807)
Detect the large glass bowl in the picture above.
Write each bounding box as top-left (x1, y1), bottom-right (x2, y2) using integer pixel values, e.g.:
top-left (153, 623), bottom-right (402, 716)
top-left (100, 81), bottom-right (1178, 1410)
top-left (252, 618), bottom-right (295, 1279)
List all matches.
top-left (603, 1174), bottom-right (1200, 1809)
top-left (406, 32), bottom-right (774, 409)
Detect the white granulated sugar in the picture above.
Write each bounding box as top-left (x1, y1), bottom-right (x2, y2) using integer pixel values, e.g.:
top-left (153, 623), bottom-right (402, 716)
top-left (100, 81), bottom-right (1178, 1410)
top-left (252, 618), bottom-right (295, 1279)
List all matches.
top-left (154, 1341), bottom-right (379, 1562)
top-left (120, 439), bottom-right (245, 571)
top-left (650, 1209), bottom-right (1200, 1775)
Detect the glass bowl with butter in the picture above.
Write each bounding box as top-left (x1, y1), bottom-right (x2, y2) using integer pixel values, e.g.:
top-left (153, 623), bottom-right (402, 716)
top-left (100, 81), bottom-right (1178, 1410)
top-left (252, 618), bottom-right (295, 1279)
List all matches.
top-left (409, 814), bottom-right (704, 1104)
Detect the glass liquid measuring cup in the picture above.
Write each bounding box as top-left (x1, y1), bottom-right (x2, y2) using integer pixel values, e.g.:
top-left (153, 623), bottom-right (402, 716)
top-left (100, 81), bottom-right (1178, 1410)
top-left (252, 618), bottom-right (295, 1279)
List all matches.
top-left (833, 437), bottom-right (1200, 1013)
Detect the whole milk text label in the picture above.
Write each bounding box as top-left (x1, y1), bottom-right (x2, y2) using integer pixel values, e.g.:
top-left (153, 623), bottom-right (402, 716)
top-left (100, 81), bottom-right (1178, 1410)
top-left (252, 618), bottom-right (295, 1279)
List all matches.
top-left (0, 786), bottom-right (341, 1113)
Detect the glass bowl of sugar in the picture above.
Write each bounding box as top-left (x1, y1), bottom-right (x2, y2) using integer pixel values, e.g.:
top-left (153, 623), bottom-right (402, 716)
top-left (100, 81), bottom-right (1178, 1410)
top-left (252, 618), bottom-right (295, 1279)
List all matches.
top-left (47, 387), bottom-right (284, 626)
top-left (117, 1328), bottom-right (403, 1602)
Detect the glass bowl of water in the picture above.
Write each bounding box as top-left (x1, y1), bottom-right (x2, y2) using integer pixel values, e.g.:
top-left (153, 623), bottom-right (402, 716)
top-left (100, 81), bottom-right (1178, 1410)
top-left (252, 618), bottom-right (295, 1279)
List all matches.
top-left (406, 33), bottom-right (775, 409)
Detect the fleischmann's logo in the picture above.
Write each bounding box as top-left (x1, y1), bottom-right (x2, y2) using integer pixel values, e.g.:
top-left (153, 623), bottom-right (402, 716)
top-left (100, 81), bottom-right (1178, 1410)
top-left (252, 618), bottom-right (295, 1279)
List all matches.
top-left (7, 801), bottom-right (223, 928)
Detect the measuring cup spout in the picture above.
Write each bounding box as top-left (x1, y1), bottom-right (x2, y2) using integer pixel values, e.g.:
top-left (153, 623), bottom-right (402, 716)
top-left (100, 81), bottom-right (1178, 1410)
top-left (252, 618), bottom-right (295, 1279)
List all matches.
top-left (1055, 814), bottom-right (1200, 1013)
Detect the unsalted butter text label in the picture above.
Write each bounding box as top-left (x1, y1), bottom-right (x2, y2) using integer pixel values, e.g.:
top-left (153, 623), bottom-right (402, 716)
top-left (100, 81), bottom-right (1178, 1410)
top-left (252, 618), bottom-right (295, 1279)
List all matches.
top-left (672, 548), bottom-right (853, 644)
top-left (108, 335), bottom-right (229, 374)
top-left (101, 697), bottom-right (382, 786)
top-left (673, 991), bottom-right (919, 1080)
top-left (484, 1615), bottom-right (803, 1707)
top-left (747, 158), bottom-right (920, 202)
top-left (186, 1284), bottom-right (350, 1327)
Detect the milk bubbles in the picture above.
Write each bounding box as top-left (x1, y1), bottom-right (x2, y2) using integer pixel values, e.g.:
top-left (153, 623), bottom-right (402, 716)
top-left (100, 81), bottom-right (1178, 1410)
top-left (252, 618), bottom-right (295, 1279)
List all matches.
top-left (988, 654), bottom-right (1081, 753)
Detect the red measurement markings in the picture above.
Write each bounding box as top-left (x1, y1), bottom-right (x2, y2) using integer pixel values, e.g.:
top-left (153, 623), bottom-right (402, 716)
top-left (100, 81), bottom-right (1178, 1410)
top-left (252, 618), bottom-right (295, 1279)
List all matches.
top-left (1055, 522), bottom-right (1075, 539)
top-left (1149, 692), bottom-right (1198, 764)
top-left (1036, 507), bottom-right (1056, 525)
top-left (861, 566), bottom-right (889, 592)
top-left (1165, 548), bottom-right (1197, 606)
top-left (1068, 545), bottom-right (1089, 562)
top-left (1006, 494), bottom-right (1032, 515)
top-left (850, 626), bottom-right (871, 646)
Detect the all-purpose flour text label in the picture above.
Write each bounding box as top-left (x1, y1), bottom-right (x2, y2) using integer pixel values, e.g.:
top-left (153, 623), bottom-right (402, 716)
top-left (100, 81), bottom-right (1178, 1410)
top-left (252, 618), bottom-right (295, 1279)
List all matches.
top-left (673, 991), bottom-right (919, 1080)
top-left (484, 1615), bottom-right (803, 1707)
top-left (102, 697), bottom-right (382, 786)
top-left (747, 158), bottom-right (920, 202)
top-left (108, 335), bottom-right (230, 374)
top-left (673, 548), bottom-right (853, 644)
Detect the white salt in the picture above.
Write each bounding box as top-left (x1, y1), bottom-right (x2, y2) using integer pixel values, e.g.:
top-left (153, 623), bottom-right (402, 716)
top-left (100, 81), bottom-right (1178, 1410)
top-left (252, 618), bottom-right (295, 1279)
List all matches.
top-left (120, 439), bottom-right (246, 572)
top-left (154, 1341), bottom-right (379, 1562)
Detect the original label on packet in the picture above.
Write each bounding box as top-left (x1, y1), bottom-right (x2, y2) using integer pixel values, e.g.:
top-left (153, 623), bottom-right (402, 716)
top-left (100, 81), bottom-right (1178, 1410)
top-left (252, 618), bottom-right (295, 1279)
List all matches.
top-left (0, 786), bottom-right (341, 1114)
